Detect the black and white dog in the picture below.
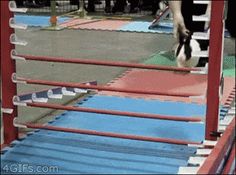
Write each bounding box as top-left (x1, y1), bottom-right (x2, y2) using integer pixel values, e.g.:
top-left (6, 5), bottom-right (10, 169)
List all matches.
top-left (175, 32), bottom-right (202, 68)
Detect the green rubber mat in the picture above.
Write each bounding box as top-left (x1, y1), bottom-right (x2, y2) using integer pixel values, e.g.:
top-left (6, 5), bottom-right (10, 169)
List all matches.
top-left (144, 52), bottom-right (235, 77)
top-left (144, 51), bottom-right (176, 66)
top-left (223, 56), bottom-right (235, 77)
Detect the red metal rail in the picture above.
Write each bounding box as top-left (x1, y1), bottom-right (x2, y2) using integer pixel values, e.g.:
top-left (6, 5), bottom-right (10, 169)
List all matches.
top-left (1, 0), bottom-right (18, 144)
top-left (205, 0), bottom-right (225, 140)
top-left (222, 142), bottom-right (235, 174)
top-left (17, 54), bottom-right (200, 73)
top-left (26, 102), bottom-right (202, 122)
top-left (197, 118), bottom-right (235, 174)
top-left (16, 122), bottom-right (201, 146)
top-left (16, 76), bottom-right (202, 97)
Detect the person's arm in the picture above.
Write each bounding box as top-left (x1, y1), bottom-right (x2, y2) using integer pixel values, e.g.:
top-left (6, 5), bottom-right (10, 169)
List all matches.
top-left (169, 1), bottom-right (182, 16)
top-left (169, 1), bottom-right (189, 38)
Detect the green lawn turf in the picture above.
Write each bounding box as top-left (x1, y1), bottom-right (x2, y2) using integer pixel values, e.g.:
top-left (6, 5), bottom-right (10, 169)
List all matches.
top-left (144, 51), bottom-right (235, 77)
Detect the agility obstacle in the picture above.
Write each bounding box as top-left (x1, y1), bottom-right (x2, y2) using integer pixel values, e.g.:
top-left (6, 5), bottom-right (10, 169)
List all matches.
top-left (13, 118), bottom-right (201, 146)
top-left (13, 75), bottom-right (202, 98)
top-left (14, 100), bottom-right (202, 122)
top-left (1, 0), bottom-right (235, 174)
top-left (13, 53), bottom-right (201, 73)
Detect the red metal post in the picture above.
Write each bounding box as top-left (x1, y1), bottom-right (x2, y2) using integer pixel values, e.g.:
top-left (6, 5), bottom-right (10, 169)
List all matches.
top-left (1, 0), bottom-right (18, 144)
top-left (205, 1), bottom-right (225, 140)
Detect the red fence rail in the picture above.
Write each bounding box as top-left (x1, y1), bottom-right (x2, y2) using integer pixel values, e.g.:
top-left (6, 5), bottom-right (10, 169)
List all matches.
top-left (25, 101), bottom-right (202, 122)
top-left (16, 76), bottom-right (202, 97)
top-left (15, 121), bottom-right (201, 146)
top-left (16, 54), bottom-right (199, 73)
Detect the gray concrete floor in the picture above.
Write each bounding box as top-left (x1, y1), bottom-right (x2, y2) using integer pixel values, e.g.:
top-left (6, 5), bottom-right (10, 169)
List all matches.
top-left (3, 27), bottom-right (236, 125)
top-left (15, 28), bottom-right (176, 123)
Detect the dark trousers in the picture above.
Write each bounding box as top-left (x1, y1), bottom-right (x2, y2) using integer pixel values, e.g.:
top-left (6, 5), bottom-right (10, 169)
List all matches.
top-left (226, 0), bottom-right (235, 38)
top-left (105, 0), bottom-right (111, 7)
top-left (181, 0), bottom-right (209, 66)
top-left (181, 0), bottom-right (207, 32)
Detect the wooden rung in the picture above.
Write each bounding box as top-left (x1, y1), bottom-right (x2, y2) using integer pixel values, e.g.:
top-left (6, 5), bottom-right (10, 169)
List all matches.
top-left (193, 15), bottom-right (210, 22)
top-left (219, 125), bottom-right (226, 132)
top-left (192, 50), bottom-right (209, 57)
top-left (196, 149), bottom-right (212, 155)
top-left (220, 116), bottom-right (234, 126)
top-left (228, 109), bottom-right (235, 115)
top-left (178, 167), bottom-right (200, 174)
top-left (193, 1), bottom-right (210, 5)
top-left (203, 140), bottom-right (217, 146)
top-left (192, 32), bottom-right (210, 40)
top-left (188, 157), bottom-right (206, 166)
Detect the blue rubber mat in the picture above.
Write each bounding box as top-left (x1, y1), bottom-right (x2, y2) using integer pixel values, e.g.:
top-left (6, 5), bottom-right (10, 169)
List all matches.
top-left (118, 21), bottom-right (232, 37)
top-left (14, 15), bottom-right (70, 27)
top-left (119, 21), bottom-right (173, 33)
top-left (1, 95), bottom-right (205, 174)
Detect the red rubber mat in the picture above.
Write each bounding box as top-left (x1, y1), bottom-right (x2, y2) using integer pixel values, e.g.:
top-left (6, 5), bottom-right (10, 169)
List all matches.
top-left (59, 18), bottom-right (100, 28)
top-left (58, 18), bottom-right (172, 33)
top-left (71, 20), bottom-right (130, 30)
top-left (99, 69), bottom-right (235, 104)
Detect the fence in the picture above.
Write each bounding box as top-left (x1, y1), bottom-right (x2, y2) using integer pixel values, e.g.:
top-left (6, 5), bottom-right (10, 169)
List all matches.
top-left (14, 0), bottom-right (164, 16)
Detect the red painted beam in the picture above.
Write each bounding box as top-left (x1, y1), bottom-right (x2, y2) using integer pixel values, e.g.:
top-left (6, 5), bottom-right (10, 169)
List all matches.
top-left (26, 102), bottom-right (202, 122)
top-left (222, 142), bottom-right (235, 174)
top-left (16, 77), bottom-right (202, 97)
top-left (1, 0), bottom-right (18, 144)
top-left (198, 118), bottom-right (235, 174)
top-left (205, 0), bottom-right (225, 140)
top-left (17, 122), bottom-right (201, 145)
top-left (17, 54), bottom-right (200, 73)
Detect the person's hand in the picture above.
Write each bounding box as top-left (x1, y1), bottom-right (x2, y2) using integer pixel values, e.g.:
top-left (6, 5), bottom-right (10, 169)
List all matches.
top-left (172, 13), bottom-right (189, 38)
